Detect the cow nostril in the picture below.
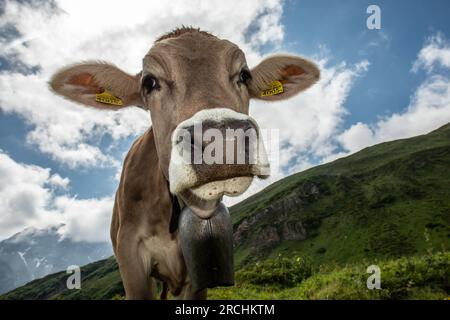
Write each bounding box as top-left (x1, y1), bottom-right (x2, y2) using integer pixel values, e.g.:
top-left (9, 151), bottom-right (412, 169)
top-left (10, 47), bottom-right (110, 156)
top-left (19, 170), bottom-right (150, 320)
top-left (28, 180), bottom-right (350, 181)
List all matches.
top-left (181, 119), bottom-right (257, 165)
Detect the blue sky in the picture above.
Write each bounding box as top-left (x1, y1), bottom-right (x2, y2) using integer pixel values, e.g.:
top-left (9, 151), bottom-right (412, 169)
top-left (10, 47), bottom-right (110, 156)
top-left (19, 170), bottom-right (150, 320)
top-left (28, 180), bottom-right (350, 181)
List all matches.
top-left (283, 0), bottom-right (450, 125)
top-left (1, 0), bottom-right (450, 241)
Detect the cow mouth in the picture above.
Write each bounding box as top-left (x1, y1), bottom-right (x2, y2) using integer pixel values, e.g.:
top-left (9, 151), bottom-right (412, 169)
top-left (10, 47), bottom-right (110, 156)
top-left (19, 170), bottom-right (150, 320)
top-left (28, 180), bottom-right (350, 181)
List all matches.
top-left (177, 175), bottom-right (253, 219)
top-left (190, 176), bottom-right (254, 199)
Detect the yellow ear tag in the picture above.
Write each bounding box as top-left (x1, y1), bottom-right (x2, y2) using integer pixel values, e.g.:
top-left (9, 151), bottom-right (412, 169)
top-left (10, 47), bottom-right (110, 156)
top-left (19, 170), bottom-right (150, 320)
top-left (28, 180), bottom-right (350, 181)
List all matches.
top-left (260, 80), bottom-right (284, 97)
top-left (95, 90), bottom-right (123, 106)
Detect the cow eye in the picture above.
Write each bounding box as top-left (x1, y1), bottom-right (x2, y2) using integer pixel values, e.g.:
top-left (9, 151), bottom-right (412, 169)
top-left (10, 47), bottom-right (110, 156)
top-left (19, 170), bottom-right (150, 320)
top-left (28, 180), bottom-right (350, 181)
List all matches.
top-left (239, 69), bottom-right (252, 85)
top-left (142, 75), bottom-right (160, 94)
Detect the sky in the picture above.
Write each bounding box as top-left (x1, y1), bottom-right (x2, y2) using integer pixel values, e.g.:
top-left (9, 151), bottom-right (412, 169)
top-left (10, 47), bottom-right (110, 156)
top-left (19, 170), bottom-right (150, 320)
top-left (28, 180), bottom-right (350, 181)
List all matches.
top-left (1, 0), bottom-right (450, 242)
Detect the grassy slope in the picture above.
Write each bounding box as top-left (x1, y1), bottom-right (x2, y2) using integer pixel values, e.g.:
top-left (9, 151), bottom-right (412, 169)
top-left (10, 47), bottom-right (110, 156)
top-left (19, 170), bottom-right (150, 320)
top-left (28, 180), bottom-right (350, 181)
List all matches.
top-left (231, 123), bottom-right (450, 223)
top-left (2, 257), bottom-right (124, 300)
top-left (209, 251), bottom-right (450, 300)
top-left (231, 123), bottom-right (450, 267)
top-left (2, 123), bottom-right (450, 300)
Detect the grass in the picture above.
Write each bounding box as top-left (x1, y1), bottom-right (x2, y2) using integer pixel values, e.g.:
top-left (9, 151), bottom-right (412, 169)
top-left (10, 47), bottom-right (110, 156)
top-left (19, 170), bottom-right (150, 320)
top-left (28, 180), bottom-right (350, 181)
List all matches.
top-left (208, 251), bottom-right (450, 300)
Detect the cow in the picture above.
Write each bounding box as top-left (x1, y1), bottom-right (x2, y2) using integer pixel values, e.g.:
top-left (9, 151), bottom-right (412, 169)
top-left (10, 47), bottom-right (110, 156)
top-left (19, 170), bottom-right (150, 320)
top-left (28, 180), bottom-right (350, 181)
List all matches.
top-left (49, 27), bottom-right (320, 300)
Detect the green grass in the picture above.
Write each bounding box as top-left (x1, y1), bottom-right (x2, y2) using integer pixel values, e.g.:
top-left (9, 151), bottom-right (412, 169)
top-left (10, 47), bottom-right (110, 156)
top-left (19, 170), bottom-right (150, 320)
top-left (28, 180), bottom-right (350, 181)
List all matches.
top-left (6, 251), bottom-right (447, 300)
top-left (2, 257), bottom-right (124, 300)
top-left (209, 251), bottom-right (450, 300)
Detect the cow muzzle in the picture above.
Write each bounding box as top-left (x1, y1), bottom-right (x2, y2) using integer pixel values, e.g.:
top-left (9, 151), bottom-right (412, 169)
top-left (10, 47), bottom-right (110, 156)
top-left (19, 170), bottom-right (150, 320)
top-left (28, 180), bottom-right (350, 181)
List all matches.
top-left (169, 108), bottom-right (270, 218)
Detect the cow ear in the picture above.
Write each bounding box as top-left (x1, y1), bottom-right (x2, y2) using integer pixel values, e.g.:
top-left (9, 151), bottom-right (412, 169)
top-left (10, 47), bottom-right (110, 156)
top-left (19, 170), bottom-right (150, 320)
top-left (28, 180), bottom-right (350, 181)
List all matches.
top-left (248, 55), bottom-right (320, 101)
top-left (49, 62), bottom-right (144, 109)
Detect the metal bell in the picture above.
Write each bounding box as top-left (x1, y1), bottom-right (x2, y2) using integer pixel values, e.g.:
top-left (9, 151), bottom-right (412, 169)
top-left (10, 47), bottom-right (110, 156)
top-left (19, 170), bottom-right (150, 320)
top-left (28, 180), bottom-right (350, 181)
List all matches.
top-left (178, 202), bottom-right (234, 293)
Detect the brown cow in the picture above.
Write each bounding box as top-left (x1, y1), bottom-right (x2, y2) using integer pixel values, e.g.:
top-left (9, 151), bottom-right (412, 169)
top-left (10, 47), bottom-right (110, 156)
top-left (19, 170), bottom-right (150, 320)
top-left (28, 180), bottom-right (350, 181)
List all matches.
top-left (49, 27), bottom-right (319, 299)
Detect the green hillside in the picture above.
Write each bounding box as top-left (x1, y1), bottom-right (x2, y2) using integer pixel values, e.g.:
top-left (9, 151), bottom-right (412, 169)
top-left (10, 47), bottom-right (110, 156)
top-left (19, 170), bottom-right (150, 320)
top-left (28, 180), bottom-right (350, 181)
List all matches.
top-left (1, 257), bottom-right (123, 300)
top-left (2, 123), bottom-right (450, 300)
top-left (231, 123), bottom-right (450, 267)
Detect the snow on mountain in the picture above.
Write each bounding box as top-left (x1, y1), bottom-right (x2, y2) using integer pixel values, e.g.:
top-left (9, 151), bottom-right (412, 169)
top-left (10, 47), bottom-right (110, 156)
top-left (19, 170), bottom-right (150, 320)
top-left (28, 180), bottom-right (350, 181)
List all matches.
top-left (0, 224), bottom-right (112, 294)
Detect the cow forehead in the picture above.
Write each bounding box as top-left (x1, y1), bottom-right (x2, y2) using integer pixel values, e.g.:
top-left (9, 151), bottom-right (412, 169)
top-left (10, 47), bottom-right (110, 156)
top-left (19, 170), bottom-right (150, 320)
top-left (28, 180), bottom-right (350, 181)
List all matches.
top-left (143, 33), bottom-right (243, 72)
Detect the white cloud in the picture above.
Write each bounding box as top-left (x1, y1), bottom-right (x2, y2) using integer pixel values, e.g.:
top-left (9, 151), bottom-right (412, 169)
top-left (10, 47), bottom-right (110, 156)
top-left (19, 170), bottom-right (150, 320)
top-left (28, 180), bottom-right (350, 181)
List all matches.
top-left (0, 149), bottom-right (112, 241)
top-left (412, 33), bottom-right (450, 73)
top-left (367, 30), bottom-right (390, 48)
top-left (0, 0), bottom-right (285, 168)
top-left (0, 150), bottom-right (54, 236)
top-left (54, 196), bottom-right (113, 242)
top-left (339, 33), bottom-right (450, 154)
top-left (48, 173), bottom-right (70, 190)
top-left (337, 122), bottom-right (376, 154)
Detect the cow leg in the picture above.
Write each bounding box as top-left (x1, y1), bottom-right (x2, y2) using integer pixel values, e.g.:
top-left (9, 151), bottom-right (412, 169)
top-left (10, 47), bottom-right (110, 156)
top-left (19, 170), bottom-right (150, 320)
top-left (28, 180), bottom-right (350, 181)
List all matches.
top-left (160, 282), bottom-right (168, 299)
top-left (116, 231), bottom-right (154, 300)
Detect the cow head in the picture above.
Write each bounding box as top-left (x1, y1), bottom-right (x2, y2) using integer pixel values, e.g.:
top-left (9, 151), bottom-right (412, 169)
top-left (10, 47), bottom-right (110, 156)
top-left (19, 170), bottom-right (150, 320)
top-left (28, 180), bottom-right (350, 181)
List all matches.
top-left (49, 28), bottom-right (319, 219)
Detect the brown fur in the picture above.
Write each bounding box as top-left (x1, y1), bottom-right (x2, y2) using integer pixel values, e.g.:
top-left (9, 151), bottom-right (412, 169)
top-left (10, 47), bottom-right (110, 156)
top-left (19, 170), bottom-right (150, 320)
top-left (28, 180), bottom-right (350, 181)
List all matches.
top-left (155, 26), bottom-right (215, 43)
top-left (112, 129), bottom-right (204, 299)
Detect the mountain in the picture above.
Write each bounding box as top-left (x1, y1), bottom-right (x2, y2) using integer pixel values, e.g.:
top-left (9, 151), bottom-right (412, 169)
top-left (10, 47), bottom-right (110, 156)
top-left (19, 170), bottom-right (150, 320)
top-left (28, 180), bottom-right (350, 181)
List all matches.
top-left (0, 224), bottom-right (112, 294)
top-left (231, 123), bottom-right (450, 267)
top-left (2, 123), bottom-right (450, 299)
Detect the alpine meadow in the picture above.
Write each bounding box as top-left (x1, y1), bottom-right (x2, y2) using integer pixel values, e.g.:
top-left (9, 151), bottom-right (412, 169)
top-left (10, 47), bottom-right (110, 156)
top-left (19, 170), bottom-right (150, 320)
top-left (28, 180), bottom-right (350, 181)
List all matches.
top-left (3, 123), bottom-right (449, 300)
